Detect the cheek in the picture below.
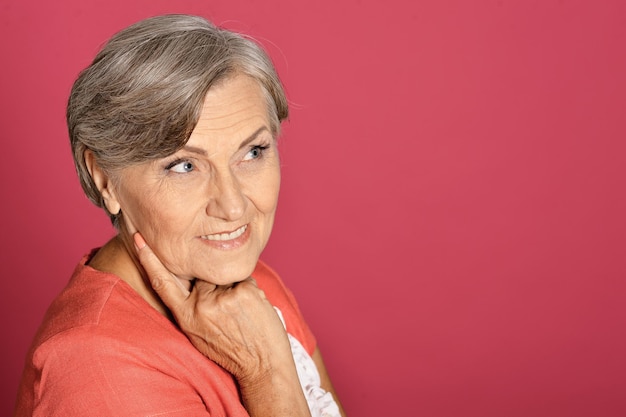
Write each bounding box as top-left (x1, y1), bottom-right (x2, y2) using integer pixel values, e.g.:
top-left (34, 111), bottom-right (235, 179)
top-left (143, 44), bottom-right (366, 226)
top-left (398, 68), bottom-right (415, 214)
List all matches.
top-left (126, 196), bottom-right (197, 267)
top-left (255, 169), bottom-right (281, 215)
top-left (117, 184), bottom-right (185, 238)
top-left (123, 197), bottom-right (164, 237)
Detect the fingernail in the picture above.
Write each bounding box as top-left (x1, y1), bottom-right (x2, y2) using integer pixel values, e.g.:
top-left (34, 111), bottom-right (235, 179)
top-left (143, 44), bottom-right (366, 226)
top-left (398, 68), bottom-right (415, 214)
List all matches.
top-left (133, 233), bottom-right (146, 250)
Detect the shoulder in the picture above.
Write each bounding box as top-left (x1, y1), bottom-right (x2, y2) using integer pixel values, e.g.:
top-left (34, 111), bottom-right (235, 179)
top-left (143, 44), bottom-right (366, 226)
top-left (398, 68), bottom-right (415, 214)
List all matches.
top-left (29, 255), bottom-right (177, 362)
top-left (252, 259), bottom-right (295, 309)
top-left (32, 256), bottom-right (159, 345)
top-left (18, 255), bottom-right (223, 416)
top-left (253, 260), bottom-right (317, 355)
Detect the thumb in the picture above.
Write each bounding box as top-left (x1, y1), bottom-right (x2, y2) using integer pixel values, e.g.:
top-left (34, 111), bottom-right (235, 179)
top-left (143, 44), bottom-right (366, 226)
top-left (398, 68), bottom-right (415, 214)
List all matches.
top-left (133, 232), bottom-right (190, 310)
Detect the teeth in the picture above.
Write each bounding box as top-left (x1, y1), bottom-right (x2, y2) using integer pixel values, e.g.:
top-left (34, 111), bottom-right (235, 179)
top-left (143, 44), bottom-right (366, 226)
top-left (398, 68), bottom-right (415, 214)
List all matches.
top-left (203, 225), bottom-right (247, 241)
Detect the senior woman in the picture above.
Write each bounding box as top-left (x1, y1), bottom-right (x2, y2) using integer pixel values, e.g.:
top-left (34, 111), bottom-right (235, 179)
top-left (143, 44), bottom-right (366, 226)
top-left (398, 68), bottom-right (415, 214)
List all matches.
top-left (15, 14), bottom-right (345, 417)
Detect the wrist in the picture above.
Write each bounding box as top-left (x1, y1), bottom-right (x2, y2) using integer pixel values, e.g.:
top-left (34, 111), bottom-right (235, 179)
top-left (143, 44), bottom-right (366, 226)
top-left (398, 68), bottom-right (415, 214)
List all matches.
top-left (238, 356), bottom-right (311, 417)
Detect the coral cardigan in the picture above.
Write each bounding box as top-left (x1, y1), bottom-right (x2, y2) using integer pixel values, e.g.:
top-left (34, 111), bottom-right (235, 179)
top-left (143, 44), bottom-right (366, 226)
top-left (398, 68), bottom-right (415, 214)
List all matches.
top-left (15, 252), bottom-right (315, 417)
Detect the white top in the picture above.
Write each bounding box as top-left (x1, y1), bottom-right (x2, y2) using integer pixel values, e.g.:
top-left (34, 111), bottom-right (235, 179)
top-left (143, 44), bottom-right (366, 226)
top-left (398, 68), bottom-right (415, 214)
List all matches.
top-left (275, 307), bottom-right (341, 417)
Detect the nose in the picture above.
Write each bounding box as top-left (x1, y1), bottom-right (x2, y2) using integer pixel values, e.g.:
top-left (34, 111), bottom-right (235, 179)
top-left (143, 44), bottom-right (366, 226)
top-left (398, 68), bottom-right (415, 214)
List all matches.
top-left (206, 168), bottom-right (247, 221)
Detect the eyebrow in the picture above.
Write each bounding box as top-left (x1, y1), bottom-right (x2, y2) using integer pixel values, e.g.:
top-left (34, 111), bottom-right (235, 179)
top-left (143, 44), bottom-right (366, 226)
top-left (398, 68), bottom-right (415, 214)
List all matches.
top-left (238, 126), bottom-right (271, 150)
top-left (181, 126), bottom-right (270, 156)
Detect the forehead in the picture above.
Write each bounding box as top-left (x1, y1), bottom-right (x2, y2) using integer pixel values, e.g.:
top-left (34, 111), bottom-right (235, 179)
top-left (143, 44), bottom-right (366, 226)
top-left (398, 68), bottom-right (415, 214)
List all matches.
top-left (180, 75), bottom-right (275, 156)
top-left (191, 75), bottom-right (271, 136)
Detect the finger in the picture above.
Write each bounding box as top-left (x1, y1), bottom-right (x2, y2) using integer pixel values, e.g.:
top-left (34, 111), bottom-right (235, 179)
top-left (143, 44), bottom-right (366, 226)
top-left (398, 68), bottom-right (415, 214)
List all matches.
top-left (194, 277), bottom-right (247, 294)
top-left (237, 277), bottom-right (268, 301)
top-left (133, 233), bottom-right (190, 309)
top-left (193, 279), bottom-right (218, 292)
top-left (243, 276), bottom-right (258, 287)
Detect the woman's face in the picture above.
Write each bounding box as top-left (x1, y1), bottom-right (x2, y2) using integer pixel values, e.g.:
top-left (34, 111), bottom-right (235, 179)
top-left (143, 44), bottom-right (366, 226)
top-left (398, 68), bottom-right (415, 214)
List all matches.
top-left (111, 75), bottom-right (280, 285)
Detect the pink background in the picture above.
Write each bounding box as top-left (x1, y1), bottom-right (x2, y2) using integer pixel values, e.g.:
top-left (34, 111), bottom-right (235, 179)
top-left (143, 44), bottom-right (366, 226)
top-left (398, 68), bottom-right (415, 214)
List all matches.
top-left (1, 1), bottom-right (625, 416)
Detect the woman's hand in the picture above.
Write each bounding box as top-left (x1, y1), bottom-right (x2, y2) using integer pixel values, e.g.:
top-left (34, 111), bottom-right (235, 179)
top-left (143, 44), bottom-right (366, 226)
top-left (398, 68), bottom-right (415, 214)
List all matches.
top-left (133, 233), bottom-right (312, 417)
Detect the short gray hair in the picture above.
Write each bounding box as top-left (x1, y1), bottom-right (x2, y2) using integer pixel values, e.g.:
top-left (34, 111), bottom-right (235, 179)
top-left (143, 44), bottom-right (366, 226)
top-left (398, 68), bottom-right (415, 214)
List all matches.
top-left (68, 14), bottom-right (288, 225)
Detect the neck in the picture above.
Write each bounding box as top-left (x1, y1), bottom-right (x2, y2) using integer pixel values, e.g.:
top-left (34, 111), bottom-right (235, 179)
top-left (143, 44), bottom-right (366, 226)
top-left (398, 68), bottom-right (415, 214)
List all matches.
top-left (88, 234), bottom-right (174, 321)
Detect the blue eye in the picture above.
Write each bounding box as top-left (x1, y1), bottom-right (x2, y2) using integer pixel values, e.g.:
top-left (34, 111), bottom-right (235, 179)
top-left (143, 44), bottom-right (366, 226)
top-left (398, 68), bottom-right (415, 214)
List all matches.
top-left (168, 160), bottom-right (194, 173)
top-left (244, 145), bottom-right (268, 161)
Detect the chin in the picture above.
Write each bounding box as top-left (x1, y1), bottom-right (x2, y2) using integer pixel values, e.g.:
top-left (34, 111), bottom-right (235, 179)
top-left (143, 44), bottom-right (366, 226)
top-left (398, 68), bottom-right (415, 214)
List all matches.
top-left (195, 260), bottom-right (258, 286)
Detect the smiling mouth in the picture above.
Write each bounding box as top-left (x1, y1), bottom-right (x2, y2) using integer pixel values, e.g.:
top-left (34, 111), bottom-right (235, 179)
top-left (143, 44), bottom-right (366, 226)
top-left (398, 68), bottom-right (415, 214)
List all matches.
top-left (201, 224), bottom-right (248, 241)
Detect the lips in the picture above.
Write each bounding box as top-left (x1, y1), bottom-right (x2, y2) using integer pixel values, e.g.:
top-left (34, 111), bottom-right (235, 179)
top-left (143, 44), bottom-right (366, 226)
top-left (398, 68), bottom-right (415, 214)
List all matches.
top-left (201, 224), bottom-right (248, 241)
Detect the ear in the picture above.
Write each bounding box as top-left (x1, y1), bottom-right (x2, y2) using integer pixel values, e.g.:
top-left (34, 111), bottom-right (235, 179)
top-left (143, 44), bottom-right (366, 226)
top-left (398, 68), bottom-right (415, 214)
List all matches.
top-left (84, 150), bottom-right (121, 216)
